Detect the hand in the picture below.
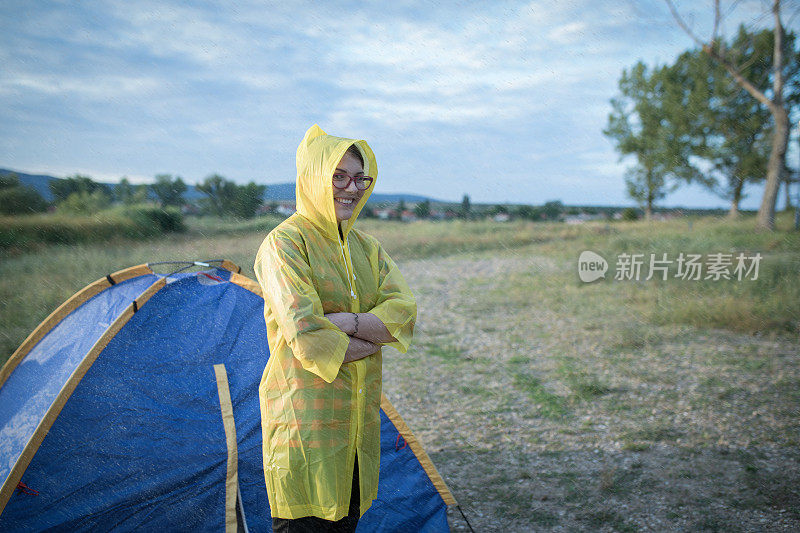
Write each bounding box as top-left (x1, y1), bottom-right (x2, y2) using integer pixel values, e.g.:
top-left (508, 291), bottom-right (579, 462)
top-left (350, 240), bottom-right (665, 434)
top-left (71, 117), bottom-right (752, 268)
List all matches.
top-left (325, 312), bottom-right (356, 336)
top-left (343, 337), bottom-right (379, 363)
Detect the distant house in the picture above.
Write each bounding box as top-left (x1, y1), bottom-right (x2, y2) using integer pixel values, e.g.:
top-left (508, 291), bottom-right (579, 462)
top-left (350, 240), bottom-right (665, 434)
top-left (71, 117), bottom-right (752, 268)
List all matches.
top-left (492, 213), bottom-right (511, 222)
top-left (400, 210), bottom-right (417, 222)
top-left (651, 211), bottom-right (681, 221)
top-left (276, 203), bottom-right (296, 216)
top-left (564, 212), bottom-right (604, 225)
top-left (375, 208), bottom-right (395, 220)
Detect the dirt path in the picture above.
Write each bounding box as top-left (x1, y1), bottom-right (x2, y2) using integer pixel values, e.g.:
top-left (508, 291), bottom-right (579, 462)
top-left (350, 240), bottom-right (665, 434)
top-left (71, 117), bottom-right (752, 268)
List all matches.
top-left (383, 250), bottom-right (800, 532)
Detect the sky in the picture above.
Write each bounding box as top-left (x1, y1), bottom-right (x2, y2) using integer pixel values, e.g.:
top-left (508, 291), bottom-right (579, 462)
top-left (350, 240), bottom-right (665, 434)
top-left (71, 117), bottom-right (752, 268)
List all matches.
top-left (1, 0), bottom-right (798, 209)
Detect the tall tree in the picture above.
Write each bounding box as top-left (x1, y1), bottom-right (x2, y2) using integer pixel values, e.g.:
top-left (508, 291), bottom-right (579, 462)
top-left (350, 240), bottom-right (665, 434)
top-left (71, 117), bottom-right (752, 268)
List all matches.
top-left (197, 174), bottom-right (237, 216)
top-left (668, 27), bottom-right (788, 217)
top-left (117, 177), bottom-right (135, 205)
top-left (414, 199), bottom-right (431, 219)
top-left (604, 62), bottom-right (706, 218)
top-left (150, 174), bottom-right (187, 208)
top-left (230, 182), bottom-right (266, 219)
top-left (667, 0), bottom-right (793, 230)
top-left (197, 174), bottom-right (265, 218)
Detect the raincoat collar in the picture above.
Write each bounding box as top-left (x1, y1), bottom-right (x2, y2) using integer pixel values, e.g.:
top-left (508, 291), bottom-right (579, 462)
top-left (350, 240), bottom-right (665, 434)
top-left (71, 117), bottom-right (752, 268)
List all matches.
top-left (295, 124), bottom-right (377, 241)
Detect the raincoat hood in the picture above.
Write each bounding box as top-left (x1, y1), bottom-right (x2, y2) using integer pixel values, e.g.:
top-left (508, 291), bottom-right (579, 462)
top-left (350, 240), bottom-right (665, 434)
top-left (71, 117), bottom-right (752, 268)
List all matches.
top-left (296, 124), bottom-right (378, 240)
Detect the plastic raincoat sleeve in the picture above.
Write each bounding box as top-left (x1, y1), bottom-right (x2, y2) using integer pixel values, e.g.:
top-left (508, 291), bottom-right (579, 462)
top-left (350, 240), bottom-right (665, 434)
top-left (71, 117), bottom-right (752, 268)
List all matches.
top-left (367, 244), bottom-right (417, 353)
top-left (257, 232), bottom-right (350, 383)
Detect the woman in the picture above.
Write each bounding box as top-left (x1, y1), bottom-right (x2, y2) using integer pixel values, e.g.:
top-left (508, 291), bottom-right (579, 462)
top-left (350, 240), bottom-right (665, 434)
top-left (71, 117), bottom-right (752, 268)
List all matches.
top-left (254, 124), bottom-right (417, 532)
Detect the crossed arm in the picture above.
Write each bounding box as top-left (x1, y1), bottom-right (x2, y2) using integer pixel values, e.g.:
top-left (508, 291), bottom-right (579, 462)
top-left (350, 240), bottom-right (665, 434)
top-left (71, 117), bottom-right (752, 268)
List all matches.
top-left (325, 312), bottom-right (397, 363)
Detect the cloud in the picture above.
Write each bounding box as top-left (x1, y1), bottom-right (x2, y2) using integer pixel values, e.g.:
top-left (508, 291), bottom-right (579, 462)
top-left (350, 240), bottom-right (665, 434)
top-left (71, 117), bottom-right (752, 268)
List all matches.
top-left (547, 21), bottom-right (589, 44)
top-left (0, 0), bottom-right (787, 207)
top-left (4, 73), bottom-right (163, 99)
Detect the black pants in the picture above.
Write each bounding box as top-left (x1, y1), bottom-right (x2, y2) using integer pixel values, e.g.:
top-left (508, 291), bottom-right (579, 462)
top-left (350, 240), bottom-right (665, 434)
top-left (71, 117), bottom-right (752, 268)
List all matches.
top-left (271, 456), bottom-right (361, 533)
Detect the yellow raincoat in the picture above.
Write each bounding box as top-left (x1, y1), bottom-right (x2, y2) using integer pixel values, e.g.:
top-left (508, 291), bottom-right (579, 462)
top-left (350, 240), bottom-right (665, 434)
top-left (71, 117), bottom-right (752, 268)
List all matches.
top-left (254, 125), bottom-right (417, 521)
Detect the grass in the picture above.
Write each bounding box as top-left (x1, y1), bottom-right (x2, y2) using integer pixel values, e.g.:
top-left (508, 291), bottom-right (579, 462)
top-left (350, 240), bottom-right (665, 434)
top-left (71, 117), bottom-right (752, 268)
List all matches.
top-left (512, 373), bottom-right (569, 419)
top-left (2, 210), bottom-right (800, 531)
top-left (556, 357), bottom-right (614, 400)
top-left (621, 424), bottom-right (684, 447)
top-left (422, 342), bottom-right (464, 361)
top-left (578, 509), bottom-right (638, 532)
top-left (3, 213), bottom-right (798, 361)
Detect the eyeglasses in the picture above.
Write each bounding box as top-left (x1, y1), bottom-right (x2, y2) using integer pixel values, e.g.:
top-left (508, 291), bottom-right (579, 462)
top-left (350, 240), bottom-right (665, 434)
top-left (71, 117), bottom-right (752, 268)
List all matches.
top-left (332, 173), bottom-right (374, 191)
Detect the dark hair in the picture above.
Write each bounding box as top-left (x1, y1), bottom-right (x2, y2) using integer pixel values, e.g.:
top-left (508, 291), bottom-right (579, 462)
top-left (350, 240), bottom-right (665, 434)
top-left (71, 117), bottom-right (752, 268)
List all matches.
top-left (346, 144), bottom-right (364, 167)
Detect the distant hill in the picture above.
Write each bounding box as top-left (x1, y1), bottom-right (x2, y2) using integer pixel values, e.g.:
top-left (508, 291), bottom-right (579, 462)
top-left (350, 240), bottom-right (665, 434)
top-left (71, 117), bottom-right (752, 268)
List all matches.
top-left (1, 169), bottom-right (58, 202)
top-left (1, 168), bottom-right (436, 205)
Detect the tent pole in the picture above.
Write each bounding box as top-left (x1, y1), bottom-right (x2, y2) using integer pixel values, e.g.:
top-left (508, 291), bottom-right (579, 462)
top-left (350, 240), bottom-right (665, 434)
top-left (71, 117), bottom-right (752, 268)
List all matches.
top-left (456, 504), bottom-right (476, 533)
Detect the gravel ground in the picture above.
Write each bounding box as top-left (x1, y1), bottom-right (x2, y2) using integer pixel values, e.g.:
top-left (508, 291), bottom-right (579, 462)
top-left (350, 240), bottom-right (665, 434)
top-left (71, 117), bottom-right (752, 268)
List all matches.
top-left (382, 250), bottom-right (800, 532)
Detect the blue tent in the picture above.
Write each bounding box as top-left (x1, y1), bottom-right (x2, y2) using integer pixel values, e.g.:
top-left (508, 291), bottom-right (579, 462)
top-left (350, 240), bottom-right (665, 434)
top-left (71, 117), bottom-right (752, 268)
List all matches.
top-left (0, 261), bottom-right (455, 532)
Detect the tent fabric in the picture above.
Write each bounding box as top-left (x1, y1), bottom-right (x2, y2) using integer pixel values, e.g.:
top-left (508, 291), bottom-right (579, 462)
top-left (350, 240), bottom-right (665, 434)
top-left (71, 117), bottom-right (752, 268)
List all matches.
top-left (0, 266), bottom-right (162, 506)
top-left (0, 262), bottom-right (453, 532)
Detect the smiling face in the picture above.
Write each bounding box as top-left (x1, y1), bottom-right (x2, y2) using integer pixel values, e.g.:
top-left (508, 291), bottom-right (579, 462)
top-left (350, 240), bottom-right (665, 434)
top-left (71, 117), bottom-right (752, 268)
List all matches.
top-left (332, 151), bottom-right (366, 223)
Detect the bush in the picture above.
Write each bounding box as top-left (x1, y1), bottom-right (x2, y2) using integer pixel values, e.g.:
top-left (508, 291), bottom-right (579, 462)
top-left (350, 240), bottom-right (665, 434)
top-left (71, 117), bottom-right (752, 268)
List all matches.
top-left (57, 190), bottom-right (111, 214)
top-left (0, 205), bottom-right (184, 250)
top-left (0, 213), bottom-right (137, 249)
top-left (621, 207), bottom-right (640, 221)
top-left (120, 204), bottom-right (185, 233)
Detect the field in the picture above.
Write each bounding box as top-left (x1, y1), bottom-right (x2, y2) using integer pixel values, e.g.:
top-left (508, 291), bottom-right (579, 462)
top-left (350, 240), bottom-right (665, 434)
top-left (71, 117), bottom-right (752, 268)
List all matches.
top-left (2, 213), bottom-right (799, 531)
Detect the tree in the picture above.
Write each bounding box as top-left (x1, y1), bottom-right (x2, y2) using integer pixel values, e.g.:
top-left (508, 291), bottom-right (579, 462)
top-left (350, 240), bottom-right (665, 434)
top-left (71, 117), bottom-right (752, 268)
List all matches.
top-left (414, 199), bottom-right (431, 219)
top-left (116, 177), bottom-right (147, 205)
top-left (196, 174), bottom-right (265, 218)
top-left (542, 200), bottom-right (564, 221)
top-left (668, 28), bottom-right (788, 217)
top-left (604, 62), bottom-right (706, 218)
top-left (117, 177), bottom-right (135, 205)
top-left (460, 194), bottom-right (471, 219)
top-left (49, 175), bottom-right (111, 204)
top-left (0, 174), bottom-right (48, 215)
top-left (0, 173), bottom-right (21, 190)
top-left (515, 204), bottom-right (542, 220)
top-left (490, 204), bottom-right (509, 216)
top-left (197, 174), bottom-right (237, 216)
top-left (150, 174), bottom-right (187, 208)
top-left (667, 0), bottom-right (794, 230)
top-left (230, 182), bottom-right (266, 219)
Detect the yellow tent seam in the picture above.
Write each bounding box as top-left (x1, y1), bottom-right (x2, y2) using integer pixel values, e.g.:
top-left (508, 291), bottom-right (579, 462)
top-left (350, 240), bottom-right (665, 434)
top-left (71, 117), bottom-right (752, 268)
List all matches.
top-left (219, 260), bottom-right (242, 274)
top-left (213, 364), bottom-right (239, 533)
top-left (380, 394), bottom-right (457, 506)
top-left (229, 272), bottom-right (262, 297)
top-left (0, 276), bottom-right (165, 515)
